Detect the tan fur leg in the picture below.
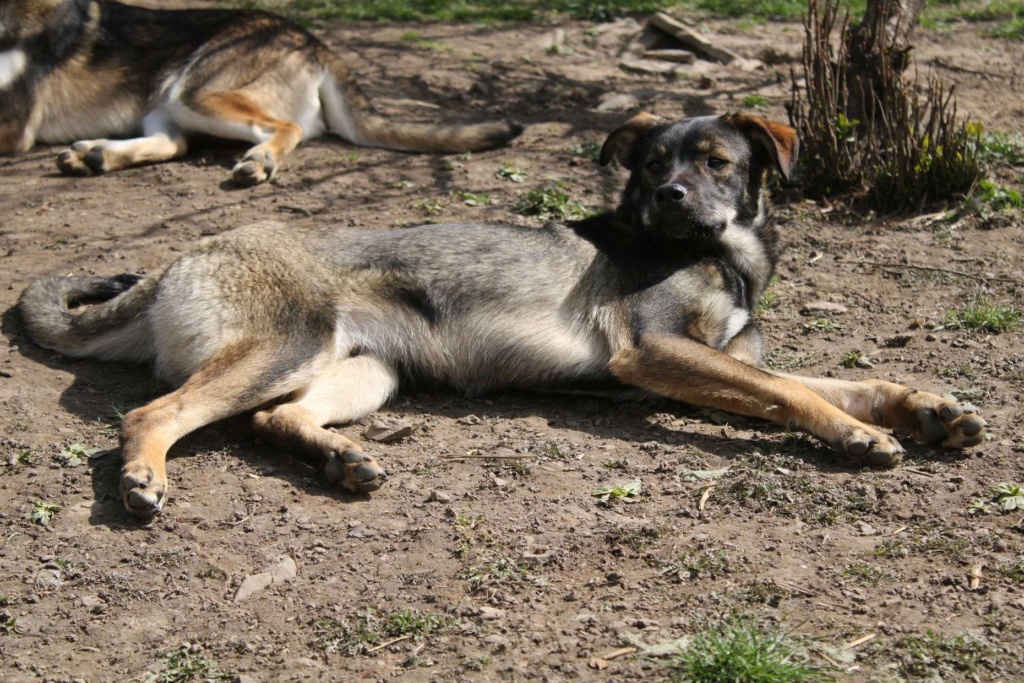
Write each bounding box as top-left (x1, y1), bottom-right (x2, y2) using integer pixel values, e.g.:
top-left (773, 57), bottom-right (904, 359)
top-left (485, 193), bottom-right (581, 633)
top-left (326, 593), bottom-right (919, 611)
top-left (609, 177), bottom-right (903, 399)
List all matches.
top-left (56, 112), bottom-right (188, 176)
top-left (120, 342), bottom-right (322, 519)
top-left (610, 334), bottom-right (907, 465)
top-left (190, 92), bottom-right (303, 186)
top-left (772, 374), bottom-right (986, 449)
top-left (252, 355), bottom-right (398, 493)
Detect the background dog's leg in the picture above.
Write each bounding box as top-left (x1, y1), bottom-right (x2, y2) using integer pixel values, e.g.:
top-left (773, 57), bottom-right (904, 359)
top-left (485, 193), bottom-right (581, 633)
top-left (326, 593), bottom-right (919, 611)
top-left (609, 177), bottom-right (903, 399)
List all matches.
top-left (770, 373), bottom-right (985, 448)
top-left (120, 341), bottom-right (329, 519)
top-left (55, 110), bottom-right (188, 176)
top-left (170, 90), bottom-right (304, 187)
top-left (252, 355), bottom-right (397, 493)
top-left (610, 333), bottom-right (907, 465)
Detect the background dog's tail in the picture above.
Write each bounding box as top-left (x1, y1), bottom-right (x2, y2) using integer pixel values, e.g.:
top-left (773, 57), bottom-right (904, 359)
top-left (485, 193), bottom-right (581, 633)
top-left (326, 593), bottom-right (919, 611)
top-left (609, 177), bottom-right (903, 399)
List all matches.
top-left (318, 52), bottom-right (523, 153)
top-left (18, 274), bottom-right (158, 363)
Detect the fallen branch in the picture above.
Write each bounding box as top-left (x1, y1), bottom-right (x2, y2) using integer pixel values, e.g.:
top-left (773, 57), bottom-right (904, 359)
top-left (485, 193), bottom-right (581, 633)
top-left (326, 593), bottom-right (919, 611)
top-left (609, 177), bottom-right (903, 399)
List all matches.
top-left (839, 259), bottom-right (1022, 285)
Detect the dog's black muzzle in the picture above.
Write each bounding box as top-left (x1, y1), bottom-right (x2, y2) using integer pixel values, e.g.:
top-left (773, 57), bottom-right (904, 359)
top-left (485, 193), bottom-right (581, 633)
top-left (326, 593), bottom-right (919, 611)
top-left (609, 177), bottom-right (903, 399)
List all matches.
top-left (649, 183), bottom-right (725, 242)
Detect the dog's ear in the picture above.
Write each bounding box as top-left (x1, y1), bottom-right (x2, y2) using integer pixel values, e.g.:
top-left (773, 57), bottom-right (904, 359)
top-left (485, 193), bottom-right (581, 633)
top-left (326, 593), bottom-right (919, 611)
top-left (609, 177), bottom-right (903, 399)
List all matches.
top-left (599, 112), bottom-right (666, 169)
top-left (724, 114), bottom-right (799, 183)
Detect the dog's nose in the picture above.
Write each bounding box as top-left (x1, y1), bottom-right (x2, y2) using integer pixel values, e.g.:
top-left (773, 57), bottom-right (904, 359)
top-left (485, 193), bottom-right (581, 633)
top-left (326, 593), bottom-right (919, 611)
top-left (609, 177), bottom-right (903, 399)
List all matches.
top-left (654, 184), bottom-right (687, 204)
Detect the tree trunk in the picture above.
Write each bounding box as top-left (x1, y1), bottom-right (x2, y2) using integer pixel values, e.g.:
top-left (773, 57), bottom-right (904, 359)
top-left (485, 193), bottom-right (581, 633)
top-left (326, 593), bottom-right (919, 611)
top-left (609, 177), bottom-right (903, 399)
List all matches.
top-left (845, 0), bottom-right (927, 122)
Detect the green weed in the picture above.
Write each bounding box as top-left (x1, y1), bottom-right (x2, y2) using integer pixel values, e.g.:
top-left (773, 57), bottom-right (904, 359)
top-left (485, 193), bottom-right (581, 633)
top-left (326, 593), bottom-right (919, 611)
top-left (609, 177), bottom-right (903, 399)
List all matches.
top-left (668, 617), bottom-right (832, 683)
top-left (26, 500), bottom-right (61, 526)
top-left (495, 162), bottom-right (527, 183)
top-left (741, 94), bottom-right (768, 108)
top-left (514, 183), bottom-right (590, 220)
top-left (593, 479), bottom-right (642, 503)
top-left (893, 631), bottom-right (1001, 680)
top-left (144, 644), bottom-right (230, 683)
top-left (940, 303), bottom-right (1023, 333)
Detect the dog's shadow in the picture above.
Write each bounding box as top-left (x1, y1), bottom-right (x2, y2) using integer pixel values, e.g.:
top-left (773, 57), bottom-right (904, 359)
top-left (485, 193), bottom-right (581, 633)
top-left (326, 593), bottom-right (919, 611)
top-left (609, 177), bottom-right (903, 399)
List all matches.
top-left (1, 304), bottom-right (963, 530)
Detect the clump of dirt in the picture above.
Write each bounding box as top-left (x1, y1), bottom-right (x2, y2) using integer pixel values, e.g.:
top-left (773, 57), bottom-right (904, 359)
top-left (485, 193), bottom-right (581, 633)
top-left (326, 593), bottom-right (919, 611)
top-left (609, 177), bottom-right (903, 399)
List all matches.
top-left (1, 7), bottom-right (1022, 681)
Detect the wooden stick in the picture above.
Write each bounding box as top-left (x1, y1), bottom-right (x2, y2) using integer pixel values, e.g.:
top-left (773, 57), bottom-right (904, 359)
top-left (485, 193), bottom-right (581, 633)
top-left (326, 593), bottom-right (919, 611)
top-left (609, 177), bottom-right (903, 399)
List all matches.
top-left (367, 634), bottom-right (412, 653)
top-left (840, 259), bottom-right (1022, 285)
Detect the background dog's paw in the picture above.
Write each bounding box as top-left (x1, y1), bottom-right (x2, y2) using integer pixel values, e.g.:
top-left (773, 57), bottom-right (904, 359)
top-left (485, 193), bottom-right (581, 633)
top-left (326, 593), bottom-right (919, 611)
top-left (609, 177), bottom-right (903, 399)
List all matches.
top-left (120, 463), bottom-right (167, 520)
top-left (325, 449), bottom-right (387, 494)
top-left (840, 427), bottom-right (905, 467)
top-left (56, 142), bottom-right (109, 176)
top-left (882, 386), bottom-right (987, 449)
top-left (232, 150), bottom-right (276, 187)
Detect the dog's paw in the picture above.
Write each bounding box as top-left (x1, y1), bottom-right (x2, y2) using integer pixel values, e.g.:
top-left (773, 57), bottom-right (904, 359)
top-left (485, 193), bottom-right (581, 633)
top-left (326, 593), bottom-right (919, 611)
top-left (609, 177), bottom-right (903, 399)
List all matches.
top-left (232, 150), bottom-right (276, 187)
top-left (120, 462), bottom-right (167, 520)
top-left (323, 449), bottom-right (387, 494)
top-left (56, 142), bottom-right (109, 176)
top-left (837, 426), bottom-right (906, 467)
top-left (880, 385), bottom-right (987, 449)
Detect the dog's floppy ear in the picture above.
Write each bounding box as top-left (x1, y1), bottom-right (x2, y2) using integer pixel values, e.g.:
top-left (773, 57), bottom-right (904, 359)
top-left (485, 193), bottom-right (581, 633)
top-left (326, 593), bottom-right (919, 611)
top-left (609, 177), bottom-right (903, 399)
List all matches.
top-left (724, 114), bottom-right (799, 183)
top-left (599, 112), bottom-right (666, 169)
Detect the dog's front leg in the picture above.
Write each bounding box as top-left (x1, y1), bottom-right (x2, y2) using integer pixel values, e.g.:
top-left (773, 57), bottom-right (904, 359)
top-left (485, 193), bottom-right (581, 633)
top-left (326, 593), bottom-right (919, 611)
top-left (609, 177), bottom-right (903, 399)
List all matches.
top-left (609, 333), bottom-right (906, 465)
top-left (770, 373), bottom-right (985, 449)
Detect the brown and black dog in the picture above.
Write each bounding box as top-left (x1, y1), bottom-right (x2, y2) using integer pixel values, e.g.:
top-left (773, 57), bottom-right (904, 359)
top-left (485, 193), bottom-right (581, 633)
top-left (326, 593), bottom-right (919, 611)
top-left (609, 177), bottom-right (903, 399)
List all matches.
top-left (19, 113), bottom-right (986, 519)
top-left (0, 0), bottom-right (521, 185)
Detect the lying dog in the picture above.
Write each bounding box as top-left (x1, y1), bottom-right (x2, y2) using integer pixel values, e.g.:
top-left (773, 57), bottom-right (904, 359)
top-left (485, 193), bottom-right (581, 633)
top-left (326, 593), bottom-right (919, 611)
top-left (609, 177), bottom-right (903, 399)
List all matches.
top-left (19, 113), bottom-right (986, 519)
top-left (0, 0), bottom-right (521, 185)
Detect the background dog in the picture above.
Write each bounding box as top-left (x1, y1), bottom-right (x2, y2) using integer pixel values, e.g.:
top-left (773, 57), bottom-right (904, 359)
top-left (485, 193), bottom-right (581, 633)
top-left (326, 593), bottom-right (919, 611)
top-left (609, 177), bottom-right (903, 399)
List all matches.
top-left (0, 0), bottom-right (522, 185)
top-left (18, 113), bottom-right (986, 520)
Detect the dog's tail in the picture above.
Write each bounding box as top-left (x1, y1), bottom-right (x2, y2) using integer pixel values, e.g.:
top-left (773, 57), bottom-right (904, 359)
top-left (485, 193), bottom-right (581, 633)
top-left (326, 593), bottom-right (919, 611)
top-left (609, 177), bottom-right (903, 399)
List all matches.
top-left (318, 52), bottom-right (523, 154)
top-left (18, 274), bottom-right (158, 363)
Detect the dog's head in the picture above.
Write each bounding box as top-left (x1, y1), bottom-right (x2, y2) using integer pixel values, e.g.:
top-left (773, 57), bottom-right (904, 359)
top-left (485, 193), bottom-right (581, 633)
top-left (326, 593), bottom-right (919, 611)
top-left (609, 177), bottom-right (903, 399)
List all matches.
top-left (600, 113), bottom-right (797, 243)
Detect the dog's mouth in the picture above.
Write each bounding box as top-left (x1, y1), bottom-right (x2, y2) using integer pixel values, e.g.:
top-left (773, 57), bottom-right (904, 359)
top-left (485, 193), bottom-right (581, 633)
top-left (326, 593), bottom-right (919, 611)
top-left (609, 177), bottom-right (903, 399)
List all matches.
top-left (646, 200), bottom-right (727, 243)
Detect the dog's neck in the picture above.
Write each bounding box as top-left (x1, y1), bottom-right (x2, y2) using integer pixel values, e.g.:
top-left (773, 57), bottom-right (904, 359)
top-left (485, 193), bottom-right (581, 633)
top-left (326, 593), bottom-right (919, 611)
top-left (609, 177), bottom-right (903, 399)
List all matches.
top-left (570, 207), bottom-right (778, 309)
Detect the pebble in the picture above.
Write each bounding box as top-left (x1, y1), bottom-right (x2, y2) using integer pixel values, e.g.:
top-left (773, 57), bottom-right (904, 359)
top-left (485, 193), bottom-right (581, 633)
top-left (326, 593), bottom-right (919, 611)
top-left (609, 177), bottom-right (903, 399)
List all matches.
top-left (429, 490), bottom-right (451, 503)
top-left (363, 417), bottom-right (415, 443)
top-left (801, 301), bottom-right (848, 315)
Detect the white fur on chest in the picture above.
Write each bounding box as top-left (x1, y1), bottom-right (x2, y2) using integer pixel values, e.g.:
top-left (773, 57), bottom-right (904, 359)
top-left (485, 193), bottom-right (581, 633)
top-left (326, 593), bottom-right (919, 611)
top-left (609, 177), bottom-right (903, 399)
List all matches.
top-left (0, 49), bottom-right (27, 90)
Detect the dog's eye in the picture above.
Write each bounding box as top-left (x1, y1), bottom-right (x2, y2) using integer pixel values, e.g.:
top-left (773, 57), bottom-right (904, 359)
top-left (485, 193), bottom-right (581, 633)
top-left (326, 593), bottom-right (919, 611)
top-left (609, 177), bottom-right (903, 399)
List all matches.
top-left (707, 157), bottom-right (728, 170)
top-left (645, 160), bottom-right (664, 173)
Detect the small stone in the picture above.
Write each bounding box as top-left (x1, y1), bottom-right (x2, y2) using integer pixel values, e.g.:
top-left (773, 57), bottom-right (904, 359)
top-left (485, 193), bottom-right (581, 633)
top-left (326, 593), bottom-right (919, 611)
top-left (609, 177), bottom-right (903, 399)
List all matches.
top-left (429, 490), bottom-right (452, 503)
top-left (881, 334), bottom-right (915, 348)
top-left (801, 301), bottom-right (848, 315)
top-left (858, 522), bottom-right (877, 536)
top-left (478, 606), bottom-right (505, 621)
top-left (492, 477), bottom-right (507, 488)
top-left (363, 417), bottom-right (415, 443)
top-left (519, 550), bottom-right (556, 567)
top-left (233, 556), bottom-right (298, 602)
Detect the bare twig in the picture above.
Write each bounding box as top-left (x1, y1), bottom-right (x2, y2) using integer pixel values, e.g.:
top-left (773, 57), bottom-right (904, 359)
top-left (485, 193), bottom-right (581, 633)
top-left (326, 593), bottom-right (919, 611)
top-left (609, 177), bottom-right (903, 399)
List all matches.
top-left (841, 259), bottom-right (1023, 284)
top-left (367, 634), bottom-right (413, 653)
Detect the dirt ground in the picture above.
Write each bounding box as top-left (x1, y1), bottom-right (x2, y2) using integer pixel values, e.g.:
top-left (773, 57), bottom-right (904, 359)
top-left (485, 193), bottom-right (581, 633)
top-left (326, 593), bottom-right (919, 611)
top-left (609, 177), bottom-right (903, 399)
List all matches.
top-left (1, 6), bottom-right (1023, 682)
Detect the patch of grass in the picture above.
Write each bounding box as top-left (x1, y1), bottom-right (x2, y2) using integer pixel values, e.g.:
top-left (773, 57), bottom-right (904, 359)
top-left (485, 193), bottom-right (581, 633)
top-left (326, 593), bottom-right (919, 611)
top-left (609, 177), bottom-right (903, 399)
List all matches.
top-left (25, 500), bottom-right (61, 526)
top-left (569, 142), bottom-right (602, 162)
top-left (802, 317), bottom-right (842, 333)
top-left (740, 94), bottom-right (768, 108)
top-left (668, 616), bottom-right (833, 683)
top-left (940, 303), bottom-right (1023, 333)
top-left (757, 289), bottom-right (780, 312)
top-left (315, 609), bottom-right (455, 655)
top-left (57, 442), bottom-right (107, 468)
top-left (144, 644), bottom-right (230, 683)
top-left (462, 557), bottom-right (530, 593)
top-left (973, 179), bottom-right (1024, 211)
top-left (452, 190), bottom-right (492, 206)
top-left (415, 198), bottom-right (448, 216)
top-left (990, 15), bottom-right (1024, 37)
top-left (3, 449), bottom-right (38, 473)
top-left (495, 162), bottom-right (527, 183)
top-left (893, 631), bottom-right (1001, 680)
top-left (283, 0), bottom-right (674, 23)
top-left (514, 183), bottom-right (591, 221)
top-left (606, 523), bottom-right (666, 553)
top-left (690, 0), bottom-right (848, 20)
top-left (671, 547), bottom-right (731, 581)
top-left (974, 129), bottom-right (1024, 166)
top-left (842, 563), bottom-right (894, 587)
top-left (840, 350), bottom-right (866, 368)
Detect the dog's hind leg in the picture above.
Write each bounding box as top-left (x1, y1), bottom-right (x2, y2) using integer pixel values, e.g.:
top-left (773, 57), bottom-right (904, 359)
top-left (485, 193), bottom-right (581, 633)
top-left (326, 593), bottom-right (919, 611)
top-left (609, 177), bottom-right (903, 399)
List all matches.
top-left (56, 110), bottom-right (189, 176)
top-left (119, 340), bottom-right (328, 520)
top-left (252, 355), bottom-right (398, 493)
top-left (771, 373), bottom-right (986, 452)
top-left (167, 90), bottom-right (304, 187)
